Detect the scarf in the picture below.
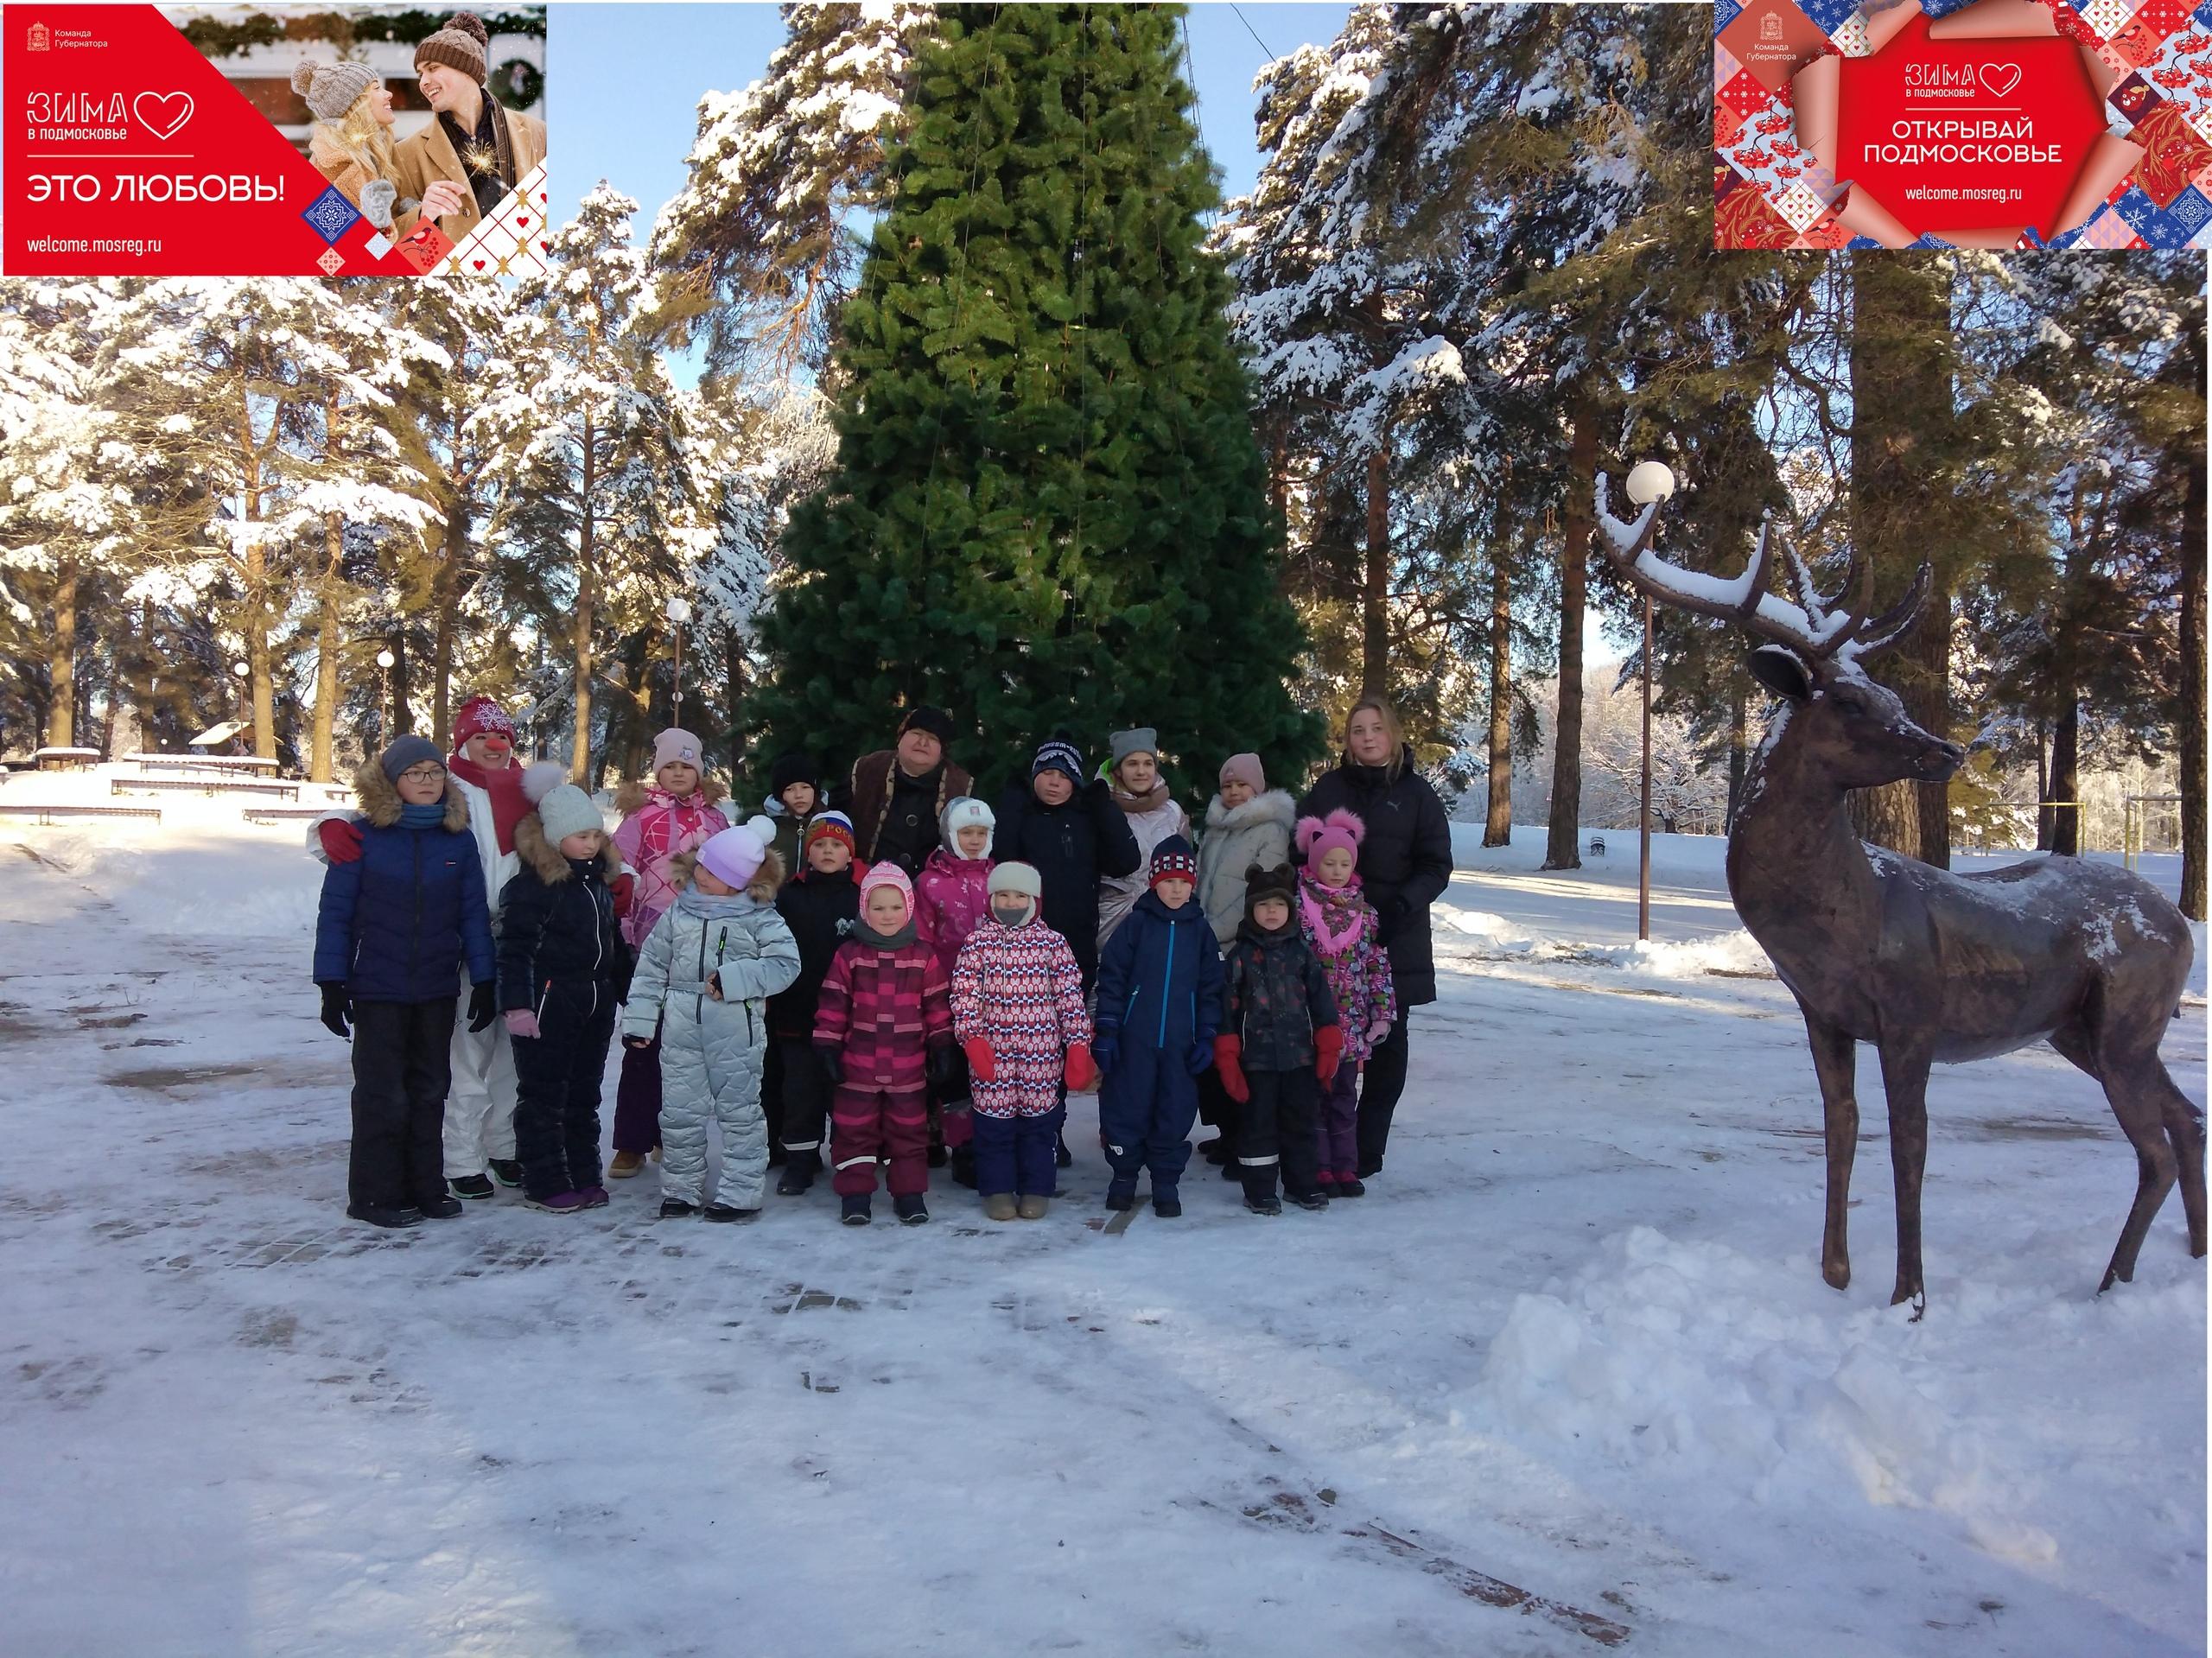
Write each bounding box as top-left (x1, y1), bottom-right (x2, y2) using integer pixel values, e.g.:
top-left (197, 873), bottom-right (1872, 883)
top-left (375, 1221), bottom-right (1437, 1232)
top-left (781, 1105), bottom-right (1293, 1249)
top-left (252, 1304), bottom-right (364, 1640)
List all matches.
top-left (674, 886), bottom-right (757, 920)
top-left (439, 94), bottom-right (515, 215)
top-left (1113, 781), bottom-right (1172, 816)
top-left (637, 785), bottom-right (715, 863)
top-left (448, 751), bottom-right (528, 854)
top-left (853, 918), bottom-right (918, 950)
top-left (397, 802), bottom-right (447, 829)
top-left (1300, 870), bottom-right (1370, 959)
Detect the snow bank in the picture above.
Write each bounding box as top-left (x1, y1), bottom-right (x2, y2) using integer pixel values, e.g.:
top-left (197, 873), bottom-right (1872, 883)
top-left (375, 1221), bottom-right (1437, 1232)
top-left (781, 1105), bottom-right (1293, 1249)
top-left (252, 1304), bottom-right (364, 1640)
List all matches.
top-left (1436, 902), bottom-right (1776, 979)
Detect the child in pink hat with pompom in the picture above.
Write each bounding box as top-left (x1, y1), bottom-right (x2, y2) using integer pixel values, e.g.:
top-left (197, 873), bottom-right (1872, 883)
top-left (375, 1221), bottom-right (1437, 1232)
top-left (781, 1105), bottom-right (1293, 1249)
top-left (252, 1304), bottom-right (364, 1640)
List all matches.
top-left (1294, 810), bottom-right (1397, 1197)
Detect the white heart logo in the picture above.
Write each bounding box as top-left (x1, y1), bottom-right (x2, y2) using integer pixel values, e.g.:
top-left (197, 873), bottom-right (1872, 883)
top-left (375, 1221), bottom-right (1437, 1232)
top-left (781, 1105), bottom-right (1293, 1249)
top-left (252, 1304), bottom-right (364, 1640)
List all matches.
top-left (1978, 62), bottom-right (2022, 99)
top-left (133, 91), bottom-right (194, 141)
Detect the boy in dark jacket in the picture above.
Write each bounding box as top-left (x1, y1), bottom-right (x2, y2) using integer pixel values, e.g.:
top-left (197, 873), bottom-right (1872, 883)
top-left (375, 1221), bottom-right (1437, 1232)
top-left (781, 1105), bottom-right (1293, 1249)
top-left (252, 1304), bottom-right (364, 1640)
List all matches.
top-left (497, 778), bottom-right (629, 1214)
top-left (1091, 836), bottom-right (1224, 1217)
top-left (314, 736), bottom-right (499, 1228)
top-left (768, 810), bottom-right (862, 1196)
top-left (1215, 862), bottom-right (1344, 1215)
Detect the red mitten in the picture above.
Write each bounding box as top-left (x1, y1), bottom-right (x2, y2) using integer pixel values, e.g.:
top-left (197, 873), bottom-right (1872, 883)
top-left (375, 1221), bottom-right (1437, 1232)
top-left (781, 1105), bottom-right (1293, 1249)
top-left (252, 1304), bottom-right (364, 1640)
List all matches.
top-left (610, 871), bottom-right (636, 918)
top-left (1315, 1023), bottom-right (1345, 1085)
top-left (1064, 1043), bottom-right (1096, 1091)
top-left (1212, 1033), bottom-right (1249, 1103)
top-left (963, 1037), bottom-right (997, 1083)
top-left (317, 817), bottom-right (364, 864)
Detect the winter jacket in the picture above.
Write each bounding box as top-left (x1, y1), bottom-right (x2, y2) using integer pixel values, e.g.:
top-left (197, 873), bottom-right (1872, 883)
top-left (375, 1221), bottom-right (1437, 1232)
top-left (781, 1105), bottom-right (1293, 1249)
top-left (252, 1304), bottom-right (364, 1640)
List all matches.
top-left (950, 919), bottom-right (1093, 1118)
top-left (767, 864), bottom-right (862, 1039)
top-left (1095, 890), bottom-right (1225, 1058)
top-left (302, 757), bottom-right (522, 935)
top-left (994, 777), bottom-right (1142, 988)
top-left (313, 759), bottom-right (495, 1003)
top-left (1298, 747), bottom-right (1454, 1007)
top-left (814, 926), bottom-right (954, 1095)
top-left (915, 847), bottom-right (994, 979)
top-left (1196, 789), bottom-right (1297, 950)
top-left (1222, 919), bottom-right (1338, 1073)
top-left (496, 813), bottom-right (631, 1020)
top-left (849, 750), bottom-right (974, 876)
top-left (389, 98), bottom-right (547, 246)
top-left (620, 879), bottom-right (800, 1058)
top-left (611, 778), bottom-right (731, 949)
top-left (1097, 785), bottom-right (1192, 948)
top-left (763, 795), bottom-right (822, 886)
top-left (1297, 872), bottom-right (1397, 1062)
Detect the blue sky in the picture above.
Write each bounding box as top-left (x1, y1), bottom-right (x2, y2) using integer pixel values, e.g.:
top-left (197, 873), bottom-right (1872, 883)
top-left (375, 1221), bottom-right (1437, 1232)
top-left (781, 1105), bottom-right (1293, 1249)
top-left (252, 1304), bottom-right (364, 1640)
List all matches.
top-left (549, 2), bottom-right (1353, 232)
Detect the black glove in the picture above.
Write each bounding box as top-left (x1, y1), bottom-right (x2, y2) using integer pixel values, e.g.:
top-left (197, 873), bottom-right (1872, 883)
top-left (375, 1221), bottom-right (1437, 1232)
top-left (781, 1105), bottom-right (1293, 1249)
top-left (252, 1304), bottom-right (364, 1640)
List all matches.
top-left (815, 1045), bottom-right (845, 1087)
top-left (318, 982), bottom-right (352, 1039)
top-left (927, 1042), bottom-right (957, 1085)
top-left (467, 981), bottom-right (498, 1033)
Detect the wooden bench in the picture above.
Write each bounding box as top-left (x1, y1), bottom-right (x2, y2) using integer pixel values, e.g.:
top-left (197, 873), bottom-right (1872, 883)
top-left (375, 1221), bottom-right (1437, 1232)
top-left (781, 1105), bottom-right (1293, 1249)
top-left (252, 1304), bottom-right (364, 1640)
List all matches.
top-left (124, 752), bottom-right (282, 776)
top-left (112, 776), bottom-right (300, 802)
top-left (0, 803), bottom-right (162, 826)
top-left (241, 807), bottom-right (340, 823)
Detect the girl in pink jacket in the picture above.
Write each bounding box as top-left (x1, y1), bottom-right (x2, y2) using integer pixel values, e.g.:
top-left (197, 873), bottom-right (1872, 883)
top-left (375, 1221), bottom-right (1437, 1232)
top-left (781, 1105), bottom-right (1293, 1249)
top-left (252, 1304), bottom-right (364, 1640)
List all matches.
top-left (915, 796), bottom-right (995, 1167)
top-left (607, 727), bottom-right (731, 1175)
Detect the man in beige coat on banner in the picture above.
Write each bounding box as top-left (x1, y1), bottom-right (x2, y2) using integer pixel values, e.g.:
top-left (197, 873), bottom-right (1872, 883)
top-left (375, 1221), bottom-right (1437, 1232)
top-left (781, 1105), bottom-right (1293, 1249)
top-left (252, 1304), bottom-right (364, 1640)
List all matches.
top-left (391, 11), bottom-right (546, 245)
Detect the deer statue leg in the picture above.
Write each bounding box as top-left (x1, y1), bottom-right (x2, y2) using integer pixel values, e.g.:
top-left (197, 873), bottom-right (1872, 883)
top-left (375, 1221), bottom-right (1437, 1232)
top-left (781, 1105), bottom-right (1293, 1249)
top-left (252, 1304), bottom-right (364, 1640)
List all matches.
top-left (2095, 1055), bottom-right (2183, 1293)
top-left (1875, 1037), bottom-right (1935, 1314)
top-left (1802, 1013), bottom-right (1859, 1292)
top-left (2160, 1072), bottom-right (2209, 1261)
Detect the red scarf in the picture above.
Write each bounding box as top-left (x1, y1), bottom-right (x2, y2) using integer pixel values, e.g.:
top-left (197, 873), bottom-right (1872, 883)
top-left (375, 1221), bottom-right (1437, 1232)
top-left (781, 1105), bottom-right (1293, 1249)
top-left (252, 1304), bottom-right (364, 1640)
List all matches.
top-left (448, 751), bottom-right (529, 854)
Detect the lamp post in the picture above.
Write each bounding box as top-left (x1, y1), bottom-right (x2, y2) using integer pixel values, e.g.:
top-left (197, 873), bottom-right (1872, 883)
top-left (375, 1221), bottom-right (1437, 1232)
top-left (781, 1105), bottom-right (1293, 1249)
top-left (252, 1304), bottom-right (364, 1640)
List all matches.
top-left (230, 659), bottom-right (251, 753)
top-left (1624, 460), bottom-right (1676, 944)
top-left (665, 594), bottom-right (694, 728)
top-left (376, 648), bottom-right (397, 741)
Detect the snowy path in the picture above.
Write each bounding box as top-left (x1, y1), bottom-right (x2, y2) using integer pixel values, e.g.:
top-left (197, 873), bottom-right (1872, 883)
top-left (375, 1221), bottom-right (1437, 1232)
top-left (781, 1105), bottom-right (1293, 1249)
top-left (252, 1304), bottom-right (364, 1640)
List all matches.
top-left (1, 815), bottom-right (2203, 1656)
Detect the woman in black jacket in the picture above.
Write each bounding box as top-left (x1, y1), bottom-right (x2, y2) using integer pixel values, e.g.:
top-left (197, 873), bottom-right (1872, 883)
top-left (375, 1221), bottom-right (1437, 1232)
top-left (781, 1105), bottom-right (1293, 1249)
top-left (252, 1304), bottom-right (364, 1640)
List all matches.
top-left (1296, 697), bottom-right (1453, 1180)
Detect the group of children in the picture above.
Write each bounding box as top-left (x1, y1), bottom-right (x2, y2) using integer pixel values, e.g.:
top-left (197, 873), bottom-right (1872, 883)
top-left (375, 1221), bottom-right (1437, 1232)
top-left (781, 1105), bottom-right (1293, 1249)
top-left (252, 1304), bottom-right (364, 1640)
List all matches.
top-left (315, 720), bottom-right (1396, 1230)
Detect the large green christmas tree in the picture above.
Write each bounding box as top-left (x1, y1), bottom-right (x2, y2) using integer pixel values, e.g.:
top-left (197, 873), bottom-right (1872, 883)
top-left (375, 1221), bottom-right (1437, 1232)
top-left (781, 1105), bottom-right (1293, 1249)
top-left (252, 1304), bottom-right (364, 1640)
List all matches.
top-left (749, 2), bottom-right (1322, 796)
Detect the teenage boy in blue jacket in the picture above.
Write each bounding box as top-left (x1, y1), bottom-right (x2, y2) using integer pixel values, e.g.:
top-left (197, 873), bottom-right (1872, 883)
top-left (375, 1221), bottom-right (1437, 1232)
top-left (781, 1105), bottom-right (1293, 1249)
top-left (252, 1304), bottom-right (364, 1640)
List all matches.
top-left (1092, 836), bottom-right (1224, 1217)
top-left (314, 736), bottom-right (498, 1228)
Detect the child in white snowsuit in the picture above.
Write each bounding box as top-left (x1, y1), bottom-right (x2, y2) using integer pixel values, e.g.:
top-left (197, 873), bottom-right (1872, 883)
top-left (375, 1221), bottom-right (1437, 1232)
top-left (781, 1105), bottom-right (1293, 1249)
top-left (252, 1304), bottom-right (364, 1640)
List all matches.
top-left (622, 818), bottom-right (800, 1220)
top-left (950, 862), bottom-right (1096, 1221)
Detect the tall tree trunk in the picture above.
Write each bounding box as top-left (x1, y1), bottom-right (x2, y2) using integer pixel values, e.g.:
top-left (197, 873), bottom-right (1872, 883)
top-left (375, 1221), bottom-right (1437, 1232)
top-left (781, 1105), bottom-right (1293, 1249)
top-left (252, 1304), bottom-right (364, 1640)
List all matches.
top-left (2180, 457), bottom-right (2207, 920)
top-left (46, 556), bottom-right (77, 749)
top-left (237, 390), bottom-right (278, 761)
top-left (133, 599), bottom-right (159, 750)
top-left (726, 621), bottom-right (746, 777)
top-left (390, 632), bottom-right (414, 736)
top-left (1362, 445), bottom-right (1389, 700)
top-left (1484, 537), bottom-right (1513, 846)
top-left (1725, 680), bottom-right (1748, 835)
top-left (1847, 251), bottom-right (1953, 862)
top-left (311, 511), bottom-right (343, 782)
top-left (432, 486), bottom-right (467, 747)
top-left (571, 410), bottom-right (597, 783)
top-left (2036, 720), bottom-right (2052, 851)
top-left (2050, 695), bottom-right (2080, 856)
top-left (1542, 394), bottom-right (1598, 870)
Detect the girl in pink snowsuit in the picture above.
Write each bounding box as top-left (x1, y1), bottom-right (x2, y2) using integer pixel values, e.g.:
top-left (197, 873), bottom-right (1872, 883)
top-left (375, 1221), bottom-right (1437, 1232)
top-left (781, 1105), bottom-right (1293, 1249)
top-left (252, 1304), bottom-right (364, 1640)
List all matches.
top-left (607, 727), bottom-right (731, 1172)
top-left (1294, 810), bottom-right (1397, 1196)
top-left (914, 796), bottom-right (995, 1158)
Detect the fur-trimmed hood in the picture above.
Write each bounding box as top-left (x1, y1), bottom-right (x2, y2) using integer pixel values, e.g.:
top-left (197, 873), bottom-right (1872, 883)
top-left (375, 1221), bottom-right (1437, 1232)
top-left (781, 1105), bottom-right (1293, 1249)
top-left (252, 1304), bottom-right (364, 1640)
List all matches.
top-left (516, 810), bottom-right (626, 885)
top-left (353, 758), bottom-right (471, 833)
top-left (1204, 787), bottom-right (1295, 835)
top-left (667, 846), bottom-right (782, 905)
top-left (613, 776), bottom-right (728, 816)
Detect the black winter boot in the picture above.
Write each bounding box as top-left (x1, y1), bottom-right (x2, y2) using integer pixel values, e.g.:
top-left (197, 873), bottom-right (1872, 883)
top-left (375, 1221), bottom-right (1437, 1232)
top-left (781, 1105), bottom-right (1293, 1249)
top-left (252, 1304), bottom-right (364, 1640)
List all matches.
top-left (950, 1145), bottom-right (977, 1190)
top-left (1056, 1128), bottom-right (1073, 1169)
top-left (419, 1195), bottom-right (465, 1220)
top-left (346, 1202), bottom-right (422, 1229)
top-left (1103, 1178), bottom-right (1136, 1212)
top-left (1152, 1188), bottom-right (1182, 1218)
top-left (486, 1159), bottom-right (523, 1188)
top-left (449, 1173), bottom-right (494, 1200)
top-left (702, 1204), bottom-right (758, 1223)
top-left (893, 1193), bottom-right (929, 1225)
top-left (841, 1193), bottom-right (871, 1226)
top-left (659, 1198), bottom-right (698, 1219)
top-left (777, 1150), bottom-right (819, 1197)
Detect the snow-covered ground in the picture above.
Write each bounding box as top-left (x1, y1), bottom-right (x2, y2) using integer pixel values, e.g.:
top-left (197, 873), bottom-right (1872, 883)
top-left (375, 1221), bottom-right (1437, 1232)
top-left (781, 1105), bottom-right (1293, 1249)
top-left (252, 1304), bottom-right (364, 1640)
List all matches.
top-left (2, 772), bottom-right (2204, 1656)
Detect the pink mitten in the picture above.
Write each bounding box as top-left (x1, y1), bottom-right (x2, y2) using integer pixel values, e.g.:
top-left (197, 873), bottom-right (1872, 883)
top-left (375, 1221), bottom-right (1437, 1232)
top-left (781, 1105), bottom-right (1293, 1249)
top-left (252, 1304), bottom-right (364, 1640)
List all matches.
top-left (504, 1009), bottom-right (540, 1039)
top-left (1366, 1018), bottom-right (1394, 1046)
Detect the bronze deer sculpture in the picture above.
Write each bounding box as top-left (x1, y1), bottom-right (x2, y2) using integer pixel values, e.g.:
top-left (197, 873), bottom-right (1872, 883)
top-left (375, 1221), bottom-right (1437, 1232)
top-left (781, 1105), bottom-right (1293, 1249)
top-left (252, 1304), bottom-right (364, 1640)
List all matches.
top-left (1593, 477), bottom-right (2202, 1311)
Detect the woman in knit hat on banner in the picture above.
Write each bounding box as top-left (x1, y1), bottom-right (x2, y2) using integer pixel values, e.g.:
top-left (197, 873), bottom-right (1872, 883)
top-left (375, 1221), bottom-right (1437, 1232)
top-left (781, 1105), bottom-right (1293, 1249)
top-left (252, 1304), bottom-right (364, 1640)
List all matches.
top-left (621, 818), bottom-right (799, 1222)
top-left (294, 58), bottom-right (466, 236)
top-left (391, 11), bottom-right (548, 245)
top-left (607, 728), bottom-right (731, 1178)
top-left (307, 692), bottom-right (546, 1201)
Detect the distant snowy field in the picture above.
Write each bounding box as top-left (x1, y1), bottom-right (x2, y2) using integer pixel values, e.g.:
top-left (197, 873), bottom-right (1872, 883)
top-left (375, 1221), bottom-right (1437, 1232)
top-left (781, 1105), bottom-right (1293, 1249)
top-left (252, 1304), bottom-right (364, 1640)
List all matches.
top-left (2, 768), bottom-right (2203, 1656)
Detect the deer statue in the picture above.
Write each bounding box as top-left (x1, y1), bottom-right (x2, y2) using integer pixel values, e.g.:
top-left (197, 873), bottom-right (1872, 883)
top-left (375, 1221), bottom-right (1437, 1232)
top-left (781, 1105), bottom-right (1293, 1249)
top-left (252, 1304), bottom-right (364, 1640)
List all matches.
top-left (1593, 477), bottom-right (2202, 1312)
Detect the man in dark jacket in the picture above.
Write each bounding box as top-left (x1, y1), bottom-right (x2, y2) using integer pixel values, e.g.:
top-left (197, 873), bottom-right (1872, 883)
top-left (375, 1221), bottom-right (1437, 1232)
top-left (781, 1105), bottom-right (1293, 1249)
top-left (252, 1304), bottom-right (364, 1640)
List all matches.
top-left (848, 708), bottom-right (973, 878)
top-left (993, 737), bottom-right (1142, 991)
top-left (1297, 708), bottom-right (1454, 1178)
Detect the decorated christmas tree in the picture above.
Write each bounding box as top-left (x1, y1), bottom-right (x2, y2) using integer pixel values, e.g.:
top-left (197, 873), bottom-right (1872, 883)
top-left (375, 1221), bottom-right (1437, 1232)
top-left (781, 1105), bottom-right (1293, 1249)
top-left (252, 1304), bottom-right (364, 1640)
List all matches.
top-left (748, 2), bottom-right (1321, 795)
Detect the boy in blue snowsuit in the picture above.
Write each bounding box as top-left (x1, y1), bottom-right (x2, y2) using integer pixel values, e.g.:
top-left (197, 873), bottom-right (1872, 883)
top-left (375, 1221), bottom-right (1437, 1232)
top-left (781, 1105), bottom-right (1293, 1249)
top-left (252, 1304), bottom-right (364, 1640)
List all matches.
top-left (1092, 835), bottom-right (1224, 1217)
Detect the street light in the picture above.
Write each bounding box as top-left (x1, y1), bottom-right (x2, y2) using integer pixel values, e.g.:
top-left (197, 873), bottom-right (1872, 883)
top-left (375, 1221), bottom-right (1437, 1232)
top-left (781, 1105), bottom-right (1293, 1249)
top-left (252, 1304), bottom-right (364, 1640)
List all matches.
top-left (665, 594), bottom-right (695, 727)
top-left (1624, 461), bottom-right (1676, 945)
top-left (230, 659), bottom-right (251, 750)
top-left (376, 648), bottom-right (397, 739)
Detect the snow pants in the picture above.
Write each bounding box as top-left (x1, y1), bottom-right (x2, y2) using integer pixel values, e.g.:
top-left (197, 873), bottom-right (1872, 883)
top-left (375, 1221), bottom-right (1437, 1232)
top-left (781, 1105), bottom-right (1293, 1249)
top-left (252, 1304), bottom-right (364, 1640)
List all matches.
top-left (1319, 1062), bottom-right (1360, 1181)
top-left (442, 981), bottom-right (518, 1179)
top-left (1239, 1068), bottom-right (1321, 1203)
top-left (972, 1103), bottom-right (1063, 1198)
top-left (658, 1032), bottom-right (767, 1210)
top-left (1099, 1045), bottom-right (1199, 1191)
top-left (831, 1084), bottom-right (930, 1197)
top-left (509, 987), bottom-right (616, 1202)
top-left (349, 998), bottom-right (456, 1211)
top-left (1355, 1015), bottom-right (1411, 1178)
top-left (774, 1037), bottom-right (833, 1157)
top-left (612, 1018), bottom-right (664, 1155)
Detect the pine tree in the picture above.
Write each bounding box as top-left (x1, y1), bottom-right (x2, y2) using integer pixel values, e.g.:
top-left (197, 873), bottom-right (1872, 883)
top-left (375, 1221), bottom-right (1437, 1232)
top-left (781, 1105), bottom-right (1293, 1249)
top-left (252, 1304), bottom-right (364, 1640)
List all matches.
top-left (750, 3), bottom-right (1321, 796)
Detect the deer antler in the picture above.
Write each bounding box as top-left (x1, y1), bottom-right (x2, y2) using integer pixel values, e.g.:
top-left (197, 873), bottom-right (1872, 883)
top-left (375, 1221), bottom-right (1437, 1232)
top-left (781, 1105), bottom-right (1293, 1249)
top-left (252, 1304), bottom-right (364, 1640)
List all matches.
top-left (1592, 475), bottom-right (1929, 663)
